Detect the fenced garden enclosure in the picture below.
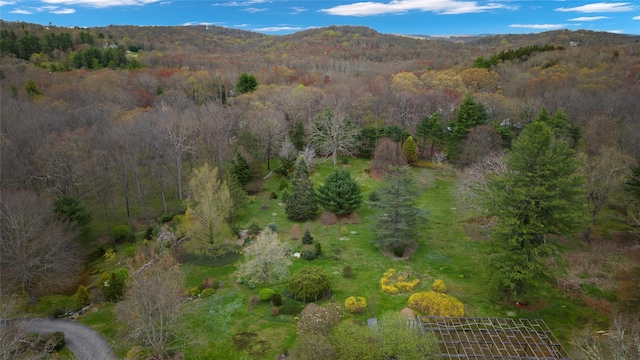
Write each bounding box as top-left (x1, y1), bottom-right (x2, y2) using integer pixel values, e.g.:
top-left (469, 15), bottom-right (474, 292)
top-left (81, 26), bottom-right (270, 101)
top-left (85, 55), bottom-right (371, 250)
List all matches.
top-left (418, 316), bottom-right (570, 359)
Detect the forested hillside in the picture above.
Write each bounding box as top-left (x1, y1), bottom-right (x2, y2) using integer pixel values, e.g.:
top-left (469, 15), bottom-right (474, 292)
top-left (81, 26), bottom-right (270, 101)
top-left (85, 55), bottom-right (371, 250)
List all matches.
top-left (1, 21), bottom-right (639, 359)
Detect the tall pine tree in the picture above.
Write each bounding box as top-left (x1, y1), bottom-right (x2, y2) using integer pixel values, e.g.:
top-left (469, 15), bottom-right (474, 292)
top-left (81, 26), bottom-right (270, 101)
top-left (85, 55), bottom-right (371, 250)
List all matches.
top-left (285, 156), bottom-right (318, 221)
top-left (487, 121), bottom-right (586, 298)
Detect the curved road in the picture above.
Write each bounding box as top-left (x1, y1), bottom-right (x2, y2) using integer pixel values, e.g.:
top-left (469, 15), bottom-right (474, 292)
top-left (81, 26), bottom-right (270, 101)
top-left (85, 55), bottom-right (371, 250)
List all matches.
top-left (26, 319), bottom-right (117, 360)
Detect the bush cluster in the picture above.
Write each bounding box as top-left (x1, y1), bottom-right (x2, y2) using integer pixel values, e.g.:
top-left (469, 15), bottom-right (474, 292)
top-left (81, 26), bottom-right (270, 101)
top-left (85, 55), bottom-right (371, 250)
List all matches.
top-left (344, 296), bottom-right (367, 314)
top-left (379, 269), bottom-right (420, 295)
top-left (407, 291), bottom-right (464, 317)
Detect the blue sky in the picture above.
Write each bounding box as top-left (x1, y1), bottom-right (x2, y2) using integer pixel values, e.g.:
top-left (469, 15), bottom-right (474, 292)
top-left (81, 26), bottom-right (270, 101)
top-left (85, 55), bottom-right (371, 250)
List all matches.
top-left (1, 1), bottom-right (639, 36)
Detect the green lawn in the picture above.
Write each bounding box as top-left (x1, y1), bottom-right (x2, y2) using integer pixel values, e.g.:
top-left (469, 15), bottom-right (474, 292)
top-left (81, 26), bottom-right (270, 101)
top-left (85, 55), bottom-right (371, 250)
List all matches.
top-left (22, 157), bottom-right (609, 358)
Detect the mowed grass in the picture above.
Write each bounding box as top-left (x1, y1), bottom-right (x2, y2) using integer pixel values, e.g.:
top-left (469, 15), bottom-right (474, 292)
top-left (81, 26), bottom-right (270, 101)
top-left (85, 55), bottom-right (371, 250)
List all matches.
top-left (29, 157), bottom-right (608, 358)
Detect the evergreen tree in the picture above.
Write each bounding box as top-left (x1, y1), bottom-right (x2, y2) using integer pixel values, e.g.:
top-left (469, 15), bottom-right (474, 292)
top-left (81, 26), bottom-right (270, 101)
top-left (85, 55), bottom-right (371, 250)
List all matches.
top-left (302, 229), bottom-right (314, 244)
top-left (223, 168), bottom-right (248, 222)
top-left (626, 165), bottom-right (640, 200)
top-left (286, 157), bottom-right (319, 221)
top-left (402, 136), bottom-right (419, 165)
top-left (231, 152), bottom-right (253, 186)
top-left (487, 121), bottom-right (586, 298)
top-left (290, 121), bottom-right (307, 151)
top-left (416, 113), bottom-right (444, 158)
top-left (316, 169), bottom-right (363, 215)
top-left (371, 167), bottom-right (425, 256)
top-left (236, 72), bottom-right (258, 94)
top-left (447, 93), bottom-right (488, 162)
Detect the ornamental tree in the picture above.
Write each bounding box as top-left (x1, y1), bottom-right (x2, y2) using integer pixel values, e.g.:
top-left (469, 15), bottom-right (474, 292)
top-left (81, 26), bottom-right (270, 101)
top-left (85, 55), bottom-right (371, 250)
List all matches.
top-left (316, 169), bottom-right (363, 215)
top-left (402, 136), bottom-right (418, 164)
top-left (288, 266), bottom-right (331, 302)
top-left (236, 228), bottom-right (291, 284)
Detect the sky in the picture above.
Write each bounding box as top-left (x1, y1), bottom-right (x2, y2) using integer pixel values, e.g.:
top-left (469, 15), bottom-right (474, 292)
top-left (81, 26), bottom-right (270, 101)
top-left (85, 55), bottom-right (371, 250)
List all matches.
top-left (0, 0), bottom-right (639, 36)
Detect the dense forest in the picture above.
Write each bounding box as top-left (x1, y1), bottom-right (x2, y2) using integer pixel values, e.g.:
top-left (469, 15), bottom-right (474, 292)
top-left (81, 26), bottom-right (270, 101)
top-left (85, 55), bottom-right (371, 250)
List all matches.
top-left (1, 20), bottom-right (640, 359)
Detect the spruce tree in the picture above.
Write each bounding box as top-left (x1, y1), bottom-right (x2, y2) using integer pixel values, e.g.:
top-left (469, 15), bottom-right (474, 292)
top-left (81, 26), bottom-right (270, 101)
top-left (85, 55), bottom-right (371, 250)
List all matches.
top-left (285, 157), bottom-right (318, 221)
top-left (487, 121), bottom-right (586, 298)
top-left (402, 136), bottom-right (419, 165)
top-left (371, 167), bottom-right (425, 256)
top-left (316, 169), bottom-right (363, 215)
top-left (232, 152), bottom-right (253, 186)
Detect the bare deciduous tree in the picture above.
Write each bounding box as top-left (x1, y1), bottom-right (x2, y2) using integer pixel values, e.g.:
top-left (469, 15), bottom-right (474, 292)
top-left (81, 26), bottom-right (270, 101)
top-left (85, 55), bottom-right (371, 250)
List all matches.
top-left (0, 189), bottom-right (84, 304)
top-left (116, 254), bottom-right (185, 358)
top-left (579, 146), bottom-right (635, 242)
top-left (310, 108), bottom-right (359, 165)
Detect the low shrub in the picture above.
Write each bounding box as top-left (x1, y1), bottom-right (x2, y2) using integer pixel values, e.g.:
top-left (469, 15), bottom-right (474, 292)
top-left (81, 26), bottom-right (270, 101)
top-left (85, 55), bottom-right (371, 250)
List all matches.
top-left (302, 230), bottom-right (314, 245)
top-left (301, 249), bottom-right (317, 260)
top-left (104, 268), bottom-right (128, 302)
top-left (344, 296), bottom-right (367, 314)
top-left (314, 242), bottom-right (322, 256)
top-left (432, 279), bottom-right (447, 293)
top-left (28, 332), bottom-right (65, 353)
top-left (407, 291), bottom-right (464, 317)
top-left (368, 191), bottom-right (380, 202)
top-left (267, 222), bottom-right (278, 232)
top-left (201, 288), bottom-right (216, 298)
top-left (271, 307), bottom-right (279, 316)
top-left (110, 225), bottom-right (135, 243)
top-left (248, 222), bottom-right (261, 235)
top-left (202, 277), bottom-right (215, 289)
top-left (279, 302), bottom-right (304, 315)
top-left (343, 265), bottom-right (354, 278)
top-left (259, 288), bottom-right (276, 301)
top-left (188, 287), bottom-right (202, 298)
top-left (75, 285), bottom-right (91, 309)
top-left (380, 269), bottom-right (420, 295)
top-left (272, 293), bottom-right (283, 306)
top-left (248, 295), bottom-right (260, 311)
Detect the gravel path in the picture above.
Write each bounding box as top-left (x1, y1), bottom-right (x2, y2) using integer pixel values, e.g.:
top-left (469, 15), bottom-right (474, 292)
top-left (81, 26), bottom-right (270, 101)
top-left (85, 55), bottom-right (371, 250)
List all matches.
top-left (26, 319), bottom-right (117, 360)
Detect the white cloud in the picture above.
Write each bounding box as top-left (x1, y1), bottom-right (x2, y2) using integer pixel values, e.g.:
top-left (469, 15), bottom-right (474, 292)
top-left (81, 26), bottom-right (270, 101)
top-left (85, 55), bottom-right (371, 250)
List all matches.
top-left (0, 1), bottom-right (17, 6)
top-left (556, 2), bottom-right (635, 13)
top-left (254, 25), bottom-right (304, 32)
top-left (181, 21), bottom-right (223, 26)
top-left (243, 7), bottom-right (267, 13)
top-left (51, 7), bottom-right (75, 13)
top-left (41, 0), bottom-right (161, 8)
top-left (216, 0), bottom-right (270, 6)
top-left (290, 6), bottom-right (306, 14)
top-left (10, 8), bottom-right (32, 14)
top-left (633, 15), bottom-right (640, 20)
top-left (568, 16), bottom-right (609, 21)
top-left (320, 0), bottom-right (513, 16)
top-left (509, 23), bottom-right (568, 29)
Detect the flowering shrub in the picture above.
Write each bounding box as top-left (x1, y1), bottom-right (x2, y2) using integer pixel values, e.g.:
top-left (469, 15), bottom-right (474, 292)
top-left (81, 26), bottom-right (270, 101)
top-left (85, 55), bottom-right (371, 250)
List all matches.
top-left (380, 268), bottom-right (420, 295)
top-left (407, 291), bottom-right (464, 317)
top-left (432, 279), bottom-right (446, 293)
top-left (344, 296), bottom-right (367, 314)
top-left (296, 303), bottom-right (342, 335)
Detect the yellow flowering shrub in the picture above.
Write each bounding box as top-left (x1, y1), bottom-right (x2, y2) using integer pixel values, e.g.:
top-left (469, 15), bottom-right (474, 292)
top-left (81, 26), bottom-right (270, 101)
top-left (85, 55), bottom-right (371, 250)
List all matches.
top-left (432, 279), bottom-right (447, 293)
top-left (407, 291), bottom-right (464, 317)
top-left (344, 296), bottom-right (367, 314)
top-left (380, 268), bottom-right (420, 294)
